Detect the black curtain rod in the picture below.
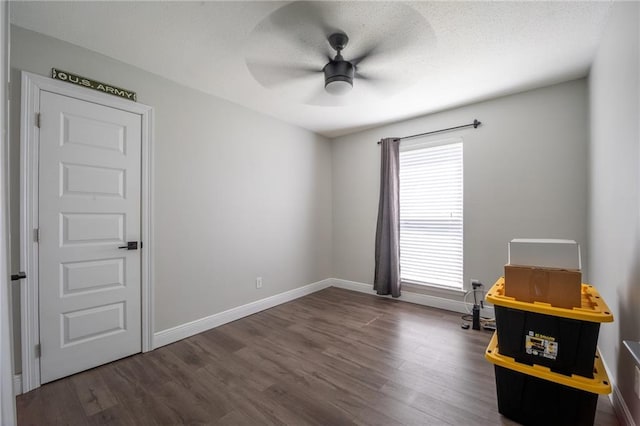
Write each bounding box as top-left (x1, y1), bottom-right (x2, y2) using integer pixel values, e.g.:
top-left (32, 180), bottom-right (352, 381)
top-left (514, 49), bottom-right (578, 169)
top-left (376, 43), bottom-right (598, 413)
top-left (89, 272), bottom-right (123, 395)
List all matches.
top-left (377, 119), bottom-right (482, 144)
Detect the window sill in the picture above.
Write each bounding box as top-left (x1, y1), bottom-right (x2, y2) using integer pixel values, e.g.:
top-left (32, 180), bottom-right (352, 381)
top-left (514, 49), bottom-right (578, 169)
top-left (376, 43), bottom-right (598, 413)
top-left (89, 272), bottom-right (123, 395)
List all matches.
top-left (401, 280), bottom-right (466, 296)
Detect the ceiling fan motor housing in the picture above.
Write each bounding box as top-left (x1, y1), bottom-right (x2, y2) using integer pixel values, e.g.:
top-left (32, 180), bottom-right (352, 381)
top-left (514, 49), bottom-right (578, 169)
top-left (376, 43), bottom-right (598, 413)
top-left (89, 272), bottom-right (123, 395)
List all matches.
top-left (323, 59), bottom-right (355, 88)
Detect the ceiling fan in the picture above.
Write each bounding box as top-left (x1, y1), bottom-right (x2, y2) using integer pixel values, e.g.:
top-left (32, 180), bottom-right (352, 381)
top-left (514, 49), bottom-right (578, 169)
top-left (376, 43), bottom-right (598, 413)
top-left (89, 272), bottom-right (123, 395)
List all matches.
top-left (244, 1), bottom-right (434, 105)
top-left (246, 30), bottom-right (389, 100)
top-left (323, 32), bottom-right (358, 95)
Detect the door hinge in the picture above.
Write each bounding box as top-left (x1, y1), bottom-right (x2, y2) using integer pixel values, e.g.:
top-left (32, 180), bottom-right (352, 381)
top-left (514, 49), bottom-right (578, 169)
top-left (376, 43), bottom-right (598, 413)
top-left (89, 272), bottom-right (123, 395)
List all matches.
top-left (35, 343), bottom-right (41, 358)
top-left (35, 112), bottom-right (41, 128)
top-left (33, 228), bottom-right (39, 243)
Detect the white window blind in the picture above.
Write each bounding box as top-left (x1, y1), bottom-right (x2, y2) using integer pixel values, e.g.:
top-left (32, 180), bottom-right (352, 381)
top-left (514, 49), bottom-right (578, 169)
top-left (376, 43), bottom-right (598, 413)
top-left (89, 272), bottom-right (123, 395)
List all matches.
top-left (399, 139), bottom-right (463, 290)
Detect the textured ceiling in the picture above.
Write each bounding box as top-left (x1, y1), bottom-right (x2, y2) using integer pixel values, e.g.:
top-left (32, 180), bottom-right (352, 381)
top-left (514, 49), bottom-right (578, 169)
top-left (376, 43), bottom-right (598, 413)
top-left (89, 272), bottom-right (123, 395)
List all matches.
top-left (10, 1), bottom-right (612, 138)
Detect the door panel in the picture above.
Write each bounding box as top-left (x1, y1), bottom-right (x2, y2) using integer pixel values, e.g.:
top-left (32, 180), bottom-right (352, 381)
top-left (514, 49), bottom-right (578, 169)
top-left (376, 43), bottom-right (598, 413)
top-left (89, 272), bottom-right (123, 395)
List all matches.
top-left (62, 113), bottom-right (126, 152)
top-left (61, 302), bottom-right (126, 346)
top-left (61, 258), bottom-right (125, 295)
top-left (62, 163), bottom-right (125, 198)
top-left (38, 90), bottom-right (142, 384)
top-left (61, 213), bottom-right (125, 244)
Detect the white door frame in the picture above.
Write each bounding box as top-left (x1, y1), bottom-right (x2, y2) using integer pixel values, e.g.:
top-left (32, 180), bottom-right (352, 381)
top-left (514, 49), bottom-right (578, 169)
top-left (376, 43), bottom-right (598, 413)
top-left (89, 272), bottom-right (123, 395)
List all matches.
top-left (1, 1), bottom-right (17, 424)
top-left (19, 71), bottom-right (154, 393)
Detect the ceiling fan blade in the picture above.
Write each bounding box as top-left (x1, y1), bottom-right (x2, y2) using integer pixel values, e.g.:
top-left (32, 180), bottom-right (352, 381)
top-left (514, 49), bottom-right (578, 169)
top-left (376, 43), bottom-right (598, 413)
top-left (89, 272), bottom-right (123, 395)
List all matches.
top-left (349, 5), bottom-right (436, 69)
top-left (268, 1), bottom-right (339, 39)
top-left (265, 2), bottom-right (338, 62)
top-left (350, 44), bottom-right (381, 67)
top-left (349, 37), bottom-right (412, 70)
top-left (355, 70), bottom-right (391, 81)
top-left (246, 62), bottom-right (322, 89)
top-left (263, 29), bottom-right (333, 65)
top-left (354, 71), bottom-right (401, 95)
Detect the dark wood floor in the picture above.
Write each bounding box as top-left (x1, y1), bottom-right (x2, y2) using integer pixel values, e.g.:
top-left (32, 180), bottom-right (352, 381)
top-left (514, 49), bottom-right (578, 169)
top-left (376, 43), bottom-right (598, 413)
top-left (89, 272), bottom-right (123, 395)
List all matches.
top-left (17, 287), bottom-right (619, 425)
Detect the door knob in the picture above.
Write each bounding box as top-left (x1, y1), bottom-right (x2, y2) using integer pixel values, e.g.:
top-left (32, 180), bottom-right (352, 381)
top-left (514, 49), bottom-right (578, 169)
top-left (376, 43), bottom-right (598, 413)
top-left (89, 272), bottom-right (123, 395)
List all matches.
top-left (118, 241), bottom-right (138, 250)
top-left (11, 272), bottom-right (26, 281)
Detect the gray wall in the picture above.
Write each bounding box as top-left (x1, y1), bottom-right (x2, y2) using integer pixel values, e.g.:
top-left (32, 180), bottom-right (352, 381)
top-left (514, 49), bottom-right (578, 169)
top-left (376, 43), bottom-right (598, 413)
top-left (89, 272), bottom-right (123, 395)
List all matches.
top-left (9, 26), bottom-right (333, 371)
top-left (332, 80), bottom-right (589, 301)
top-left (588, 2), bottom-right (640, 422)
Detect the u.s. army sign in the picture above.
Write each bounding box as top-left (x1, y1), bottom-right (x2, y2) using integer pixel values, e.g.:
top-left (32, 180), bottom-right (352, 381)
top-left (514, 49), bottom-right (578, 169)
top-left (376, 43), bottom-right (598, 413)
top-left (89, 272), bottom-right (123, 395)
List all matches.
top-left (52, 69), bottom-right (137, 101)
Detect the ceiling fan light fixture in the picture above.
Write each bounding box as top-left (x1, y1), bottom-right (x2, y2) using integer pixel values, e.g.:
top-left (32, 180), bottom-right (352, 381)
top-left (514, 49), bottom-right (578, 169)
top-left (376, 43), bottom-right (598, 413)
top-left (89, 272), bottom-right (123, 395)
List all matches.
top-left (323, 60), bottom-right (354, 95)
top-left (325, 78), bottom-right (353, 95)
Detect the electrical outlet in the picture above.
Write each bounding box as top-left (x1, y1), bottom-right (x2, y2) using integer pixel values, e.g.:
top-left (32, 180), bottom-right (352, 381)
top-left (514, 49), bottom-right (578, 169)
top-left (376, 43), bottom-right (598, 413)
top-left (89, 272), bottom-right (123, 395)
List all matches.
top-left (256, 277), bottom-right (262, 289)
top-left (635, 366), bottom-right (640, 399)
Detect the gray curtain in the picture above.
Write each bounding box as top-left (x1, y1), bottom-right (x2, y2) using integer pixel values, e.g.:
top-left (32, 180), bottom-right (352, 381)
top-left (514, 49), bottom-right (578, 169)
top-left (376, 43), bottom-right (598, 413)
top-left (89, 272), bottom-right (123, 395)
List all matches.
top-left (374, 137), bottom-right (401, 297)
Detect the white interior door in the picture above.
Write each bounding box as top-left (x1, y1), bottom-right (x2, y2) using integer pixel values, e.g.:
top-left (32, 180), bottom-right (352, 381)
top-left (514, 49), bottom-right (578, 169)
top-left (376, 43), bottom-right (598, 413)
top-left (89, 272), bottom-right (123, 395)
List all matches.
top-left (38, 90), bottom-right (142, 384)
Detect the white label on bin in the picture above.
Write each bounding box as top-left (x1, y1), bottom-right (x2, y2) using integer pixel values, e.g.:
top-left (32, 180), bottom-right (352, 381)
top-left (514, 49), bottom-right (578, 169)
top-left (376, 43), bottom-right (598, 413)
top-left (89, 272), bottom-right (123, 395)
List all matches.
top-left (525, 332), bottom-right (558, 360)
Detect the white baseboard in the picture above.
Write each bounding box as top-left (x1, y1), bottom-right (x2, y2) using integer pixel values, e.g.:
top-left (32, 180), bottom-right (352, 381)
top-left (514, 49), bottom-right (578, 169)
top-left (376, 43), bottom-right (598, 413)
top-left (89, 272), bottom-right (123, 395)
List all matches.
top-left (612, 384), bottom-right (636, 426)
top-left (153, 277), bottom-right (495, 350)
top-left (331, 278), bottom-right (494, 317)
top-left (600, 355), bottom-right (636, 426)
top-left (13, 374), bottom-right (21, 396)
top-left (153, 279), bottom-right (333, 348)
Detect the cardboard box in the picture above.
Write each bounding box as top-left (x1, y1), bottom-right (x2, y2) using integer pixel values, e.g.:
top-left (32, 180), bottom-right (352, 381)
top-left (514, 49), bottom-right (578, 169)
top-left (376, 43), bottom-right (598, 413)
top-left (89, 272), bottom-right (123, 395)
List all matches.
top-left (504, 265), bottom-right (581, 309)
top-left (508, 239), bottom-right (581, 270)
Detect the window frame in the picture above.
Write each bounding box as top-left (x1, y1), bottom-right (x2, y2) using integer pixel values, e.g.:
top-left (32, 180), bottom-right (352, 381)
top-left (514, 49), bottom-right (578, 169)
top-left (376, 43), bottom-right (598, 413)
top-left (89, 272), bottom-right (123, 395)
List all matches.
top-left (398, 136), bottom-right (464, 291)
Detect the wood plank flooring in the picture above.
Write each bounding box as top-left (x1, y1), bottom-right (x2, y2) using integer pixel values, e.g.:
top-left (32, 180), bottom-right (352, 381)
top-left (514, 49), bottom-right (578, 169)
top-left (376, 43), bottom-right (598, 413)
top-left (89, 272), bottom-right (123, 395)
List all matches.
top-left (17, 287), bottom-right (620, 425)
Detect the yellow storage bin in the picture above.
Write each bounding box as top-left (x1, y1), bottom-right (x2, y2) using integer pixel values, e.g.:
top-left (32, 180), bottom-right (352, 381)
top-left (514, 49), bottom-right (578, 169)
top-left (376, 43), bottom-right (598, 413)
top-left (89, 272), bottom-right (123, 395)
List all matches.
top-left (486, 332), bottom-right (610, 425)
top-left (485, 332), bottom-right (611, 394)
top-left (487, 277), bottom-right (613, 378)
top-left (487, 277), bottom-right (613, 323)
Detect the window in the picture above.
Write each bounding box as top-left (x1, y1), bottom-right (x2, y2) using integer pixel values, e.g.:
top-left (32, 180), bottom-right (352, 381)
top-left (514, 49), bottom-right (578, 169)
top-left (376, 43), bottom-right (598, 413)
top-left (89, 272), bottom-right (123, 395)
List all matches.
top-left (399, 139), bottom-right (463, 290)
